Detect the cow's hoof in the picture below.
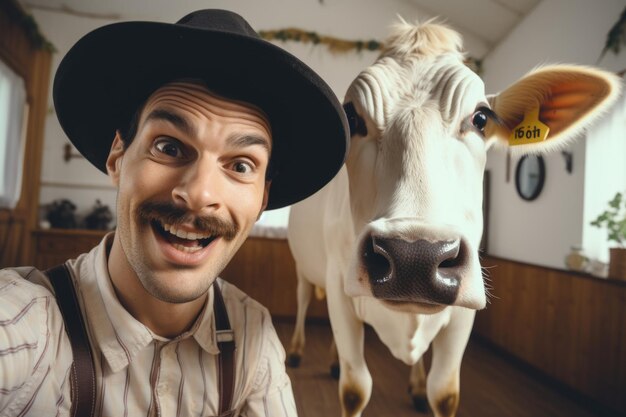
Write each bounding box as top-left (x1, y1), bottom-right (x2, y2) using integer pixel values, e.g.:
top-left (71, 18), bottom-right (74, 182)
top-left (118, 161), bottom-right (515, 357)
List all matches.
top-left (286, 353), bottom-right (301, 368)
top-left (330, 363), bottom-right (340, 380)
top-left (412, 394), bottom-right (430, 414)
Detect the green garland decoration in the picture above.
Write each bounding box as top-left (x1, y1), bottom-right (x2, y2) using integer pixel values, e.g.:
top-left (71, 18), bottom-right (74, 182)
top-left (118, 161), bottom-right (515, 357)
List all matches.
top-left (261, 27), bottom-right (482, 74)
top-left (3, 0), bottom-right (56, 52)
top-left (259, 28), bottom-right (383, 53)
top-left (17, 13), bottom-right (56, 53)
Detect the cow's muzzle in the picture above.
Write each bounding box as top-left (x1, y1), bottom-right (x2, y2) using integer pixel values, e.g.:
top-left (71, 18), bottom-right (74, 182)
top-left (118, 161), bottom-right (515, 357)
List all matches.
top-left (361, 234), bottom-right (467, 305)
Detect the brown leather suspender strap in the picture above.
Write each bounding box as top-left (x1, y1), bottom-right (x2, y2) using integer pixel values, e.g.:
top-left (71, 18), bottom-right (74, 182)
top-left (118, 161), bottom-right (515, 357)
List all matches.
top-left (213, 282), bottom-right (236, 416)
top-left (45, 264), bottom-right (96, 417)
top-left (44, 266), bottom-right (234, 417)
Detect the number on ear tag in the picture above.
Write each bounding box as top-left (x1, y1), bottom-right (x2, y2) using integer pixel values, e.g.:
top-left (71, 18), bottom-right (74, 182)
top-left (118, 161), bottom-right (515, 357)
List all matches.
top-left (509, 106), bottom-right (549, 146)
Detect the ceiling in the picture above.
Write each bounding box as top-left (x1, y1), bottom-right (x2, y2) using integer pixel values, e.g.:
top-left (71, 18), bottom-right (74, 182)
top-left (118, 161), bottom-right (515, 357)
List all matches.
top-left (19, 0), bottom-right (542, 58)
top-left (406, 0), bottom-right (541, 50)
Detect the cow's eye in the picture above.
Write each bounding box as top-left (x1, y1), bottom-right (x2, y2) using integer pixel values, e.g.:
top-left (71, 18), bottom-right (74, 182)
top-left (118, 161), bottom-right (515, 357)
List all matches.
top-left (471, 109), bottom-right (488, 133)
top-left (468, 106), bottom-right (501, 136)
top-left (343, 102), bottom-right (368, 137)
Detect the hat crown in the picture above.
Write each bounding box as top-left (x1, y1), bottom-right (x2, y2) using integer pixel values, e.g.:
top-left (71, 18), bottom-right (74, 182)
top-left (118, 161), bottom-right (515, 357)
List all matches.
top-left (176, 9), bottom-right (260, 39)
top-left (54, 8), bottom-right (347, 210)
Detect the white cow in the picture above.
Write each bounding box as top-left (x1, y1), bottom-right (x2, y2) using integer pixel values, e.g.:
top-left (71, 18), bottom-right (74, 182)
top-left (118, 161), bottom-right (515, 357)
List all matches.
top-left (287, 19), bottom-right (620, 417)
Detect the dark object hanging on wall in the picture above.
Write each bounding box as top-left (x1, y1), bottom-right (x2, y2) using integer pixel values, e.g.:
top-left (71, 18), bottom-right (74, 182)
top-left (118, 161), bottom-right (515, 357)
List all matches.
top-left (83, 199), bottom-right (113, 230)
top-left (515, 155), bottom-right (546, 201)
top-left (561, 151), bottom-right (573, 174)
top-left (599, 6), bottom-right (626, 61)
top-left (45, 199), bottom-right (77, 229)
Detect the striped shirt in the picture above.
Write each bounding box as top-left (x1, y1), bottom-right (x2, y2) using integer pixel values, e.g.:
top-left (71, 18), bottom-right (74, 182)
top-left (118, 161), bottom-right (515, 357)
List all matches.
top-left (0, 234), bottom-right (297, 417)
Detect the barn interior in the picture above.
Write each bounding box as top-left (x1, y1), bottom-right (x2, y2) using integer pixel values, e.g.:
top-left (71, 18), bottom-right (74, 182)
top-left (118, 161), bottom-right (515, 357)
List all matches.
top-left (1, 0), bottom-right (625, 416)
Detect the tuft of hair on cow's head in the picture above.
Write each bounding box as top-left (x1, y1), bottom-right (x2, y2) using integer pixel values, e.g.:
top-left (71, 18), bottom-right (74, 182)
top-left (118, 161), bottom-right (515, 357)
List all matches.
top-left (381, 17), bottom-right (464, 60)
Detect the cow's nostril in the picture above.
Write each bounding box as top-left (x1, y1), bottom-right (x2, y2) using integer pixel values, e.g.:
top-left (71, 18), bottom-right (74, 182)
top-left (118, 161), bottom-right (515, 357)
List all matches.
top-left (439, 258), bottom-right (457, 268)
top-left (363, 236), bottom-right (393, 284)
top-left (438, 241), bottom-right (462, 269)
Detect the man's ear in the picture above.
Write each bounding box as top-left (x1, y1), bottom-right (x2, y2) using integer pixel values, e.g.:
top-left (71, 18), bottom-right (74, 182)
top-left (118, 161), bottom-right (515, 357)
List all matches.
top-left (257, 180), bottom-right (272, 220)
top-left (106, 131), bottom-right (125, 186)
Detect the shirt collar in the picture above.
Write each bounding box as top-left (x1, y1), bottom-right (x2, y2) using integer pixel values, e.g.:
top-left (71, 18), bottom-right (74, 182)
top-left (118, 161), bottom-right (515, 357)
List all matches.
top-left (192, 284), bottom-right (220, 355)
top-left (79, 233), bottom-right (220, 374)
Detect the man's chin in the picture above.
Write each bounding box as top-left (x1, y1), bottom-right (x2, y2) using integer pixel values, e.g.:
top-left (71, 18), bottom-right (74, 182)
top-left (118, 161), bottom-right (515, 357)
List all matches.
top-left (138, 271), bottom-right (216, 304)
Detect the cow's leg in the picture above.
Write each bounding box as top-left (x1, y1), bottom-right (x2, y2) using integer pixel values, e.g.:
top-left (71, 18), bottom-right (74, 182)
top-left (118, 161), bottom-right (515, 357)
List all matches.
top-left (409, 357), bottom-right (430, 413)
top-left (287, 269), bottom-right (314, 367)
top-left (426, 308), bottom-right (475, 417)
top-left (326, 277), bottom-right (372, 417)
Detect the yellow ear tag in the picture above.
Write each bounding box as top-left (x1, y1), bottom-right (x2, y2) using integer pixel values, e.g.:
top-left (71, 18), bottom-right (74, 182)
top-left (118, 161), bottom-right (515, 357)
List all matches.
top-left (509, 106), bottom-right (549, 146)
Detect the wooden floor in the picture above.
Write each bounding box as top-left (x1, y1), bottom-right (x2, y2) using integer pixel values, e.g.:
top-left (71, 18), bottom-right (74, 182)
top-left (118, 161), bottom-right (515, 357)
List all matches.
top-left (273, 321), bottom-right (599, 417)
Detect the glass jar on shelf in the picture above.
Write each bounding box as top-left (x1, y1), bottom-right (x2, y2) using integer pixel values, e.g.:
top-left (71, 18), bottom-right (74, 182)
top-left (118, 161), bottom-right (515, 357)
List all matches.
top-left (564, 245), bottom-right (588, 272)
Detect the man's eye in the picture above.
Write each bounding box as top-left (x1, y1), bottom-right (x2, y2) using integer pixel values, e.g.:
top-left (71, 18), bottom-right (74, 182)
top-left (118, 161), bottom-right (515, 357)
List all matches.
top-left (232, 161), bottom-right (253, 174)
top-left (154, 138), bottom-right (183, 158)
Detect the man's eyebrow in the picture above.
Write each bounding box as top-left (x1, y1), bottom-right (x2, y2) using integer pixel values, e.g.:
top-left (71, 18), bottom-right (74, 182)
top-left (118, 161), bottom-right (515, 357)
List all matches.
top-left (145, 108), bottom-right (196, 137)
top-left (227, 134), bottom-right (271, 154)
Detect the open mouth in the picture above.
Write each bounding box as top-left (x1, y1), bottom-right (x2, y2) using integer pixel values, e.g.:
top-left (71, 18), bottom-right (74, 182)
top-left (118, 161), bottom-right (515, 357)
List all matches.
top-left (151, 220), bottom-right (217, 253)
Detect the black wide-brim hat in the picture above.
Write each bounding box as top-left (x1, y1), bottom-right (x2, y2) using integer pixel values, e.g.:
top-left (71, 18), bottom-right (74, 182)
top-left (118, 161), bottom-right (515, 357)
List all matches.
top-left (53, 9), bottom-right (349, 210)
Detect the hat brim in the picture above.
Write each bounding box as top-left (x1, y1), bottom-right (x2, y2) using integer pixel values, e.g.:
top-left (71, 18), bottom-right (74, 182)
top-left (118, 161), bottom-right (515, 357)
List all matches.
top-left (53, 21), bottom-right (349, 210)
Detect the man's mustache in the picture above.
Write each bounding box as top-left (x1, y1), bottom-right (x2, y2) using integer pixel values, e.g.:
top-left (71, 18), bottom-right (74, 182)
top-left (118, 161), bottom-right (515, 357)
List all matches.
top-left (137, 201), bottom-right (239, 241)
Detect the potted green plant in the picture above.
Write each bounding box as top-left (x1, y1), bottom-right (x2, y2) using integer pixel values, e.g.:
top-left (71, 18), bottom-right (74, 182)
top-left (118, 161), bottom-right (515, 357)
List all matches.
top-left (590, 191), bottom-right (626, 280)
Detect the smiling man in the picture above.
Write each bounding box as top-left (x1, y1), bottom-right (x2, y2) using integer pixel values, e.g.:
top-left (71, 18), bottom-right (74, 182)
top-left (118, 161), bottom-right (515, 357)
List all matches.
top-left (107, 82), bottom-right (274, 336)
top-left (0, 9), bottom-right (348, 417)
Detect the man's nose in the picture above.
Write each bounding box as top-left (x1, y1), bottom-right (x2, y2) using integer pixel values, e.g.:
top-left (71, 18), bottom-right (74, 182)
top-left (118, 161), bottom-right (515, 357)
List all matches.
top-left (171, 160), bottom-right (222, 211)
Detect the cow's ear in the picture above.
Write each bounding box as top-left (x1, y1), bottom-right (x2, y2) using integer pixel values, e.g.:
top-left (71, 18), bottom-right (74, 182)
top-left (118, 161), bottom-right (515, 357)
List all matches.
top-left (485, 65), bottom-right (621, 153)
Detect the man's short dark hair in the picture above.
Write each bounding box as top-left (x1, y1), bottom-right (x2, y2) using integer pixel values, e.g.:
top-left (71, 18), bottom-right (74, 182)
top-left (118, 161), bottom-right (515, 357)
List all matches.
top-left (118, 106), bottom-right (142, 150)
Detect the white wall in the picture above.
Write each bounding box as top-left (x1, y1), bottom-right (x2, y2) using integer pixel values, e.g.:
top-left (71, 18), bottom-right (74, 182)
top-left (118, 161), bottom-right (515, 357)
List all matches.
top-left (482, 0), bottom-right (626, 269)
top-left (29, 0), bottom-right (489, 228)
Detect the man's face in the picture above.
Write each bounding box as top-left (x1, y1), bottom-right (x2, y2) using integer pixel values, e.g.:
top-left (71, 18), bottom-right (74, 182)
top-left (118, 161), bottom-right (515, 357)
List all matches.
top-left (106, 81), bottom-right (271, 304)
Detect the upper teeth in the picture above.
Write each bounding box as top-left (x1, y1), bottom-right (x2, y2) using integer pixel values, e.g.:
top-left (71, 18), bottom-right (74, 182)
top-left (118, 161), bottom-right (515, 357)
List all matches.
top-left (162, 223), bottom-right (212, 240)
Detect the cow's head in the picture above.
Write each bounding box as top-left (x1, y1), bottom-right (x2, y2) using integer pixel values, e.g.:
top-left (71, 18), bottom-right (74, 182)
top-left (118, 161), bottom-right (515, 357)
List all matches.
top-left (342, 19), bottom-right (620, 312)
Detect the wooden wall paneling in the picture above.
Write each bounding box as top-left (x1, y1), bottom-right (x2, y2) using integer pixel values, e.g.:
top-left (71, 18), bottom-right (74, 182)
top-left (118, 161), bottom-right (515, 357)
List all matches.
top-left (477, 258), bottom-right (512, 347)
top-left (530, 266), bottom-right (554, 373)
top-left (220, 237), bottom-right (328, 320)
top-left (514, 265), bottom-right (536, 361)
top-left (31, 229), bottom-right (107, 270)
top-left (18, 49), bottom-right (51, 266)
top-left (0, 1), bottom-right (52, 268)
top-left (0, 212), bottom-right (24, 266)
top-left (475, 256), bottom-right (626, 415)
top-left (576, 276), bottom-right (625, 411)
top-left (542, 268), bottom-right (561, 380)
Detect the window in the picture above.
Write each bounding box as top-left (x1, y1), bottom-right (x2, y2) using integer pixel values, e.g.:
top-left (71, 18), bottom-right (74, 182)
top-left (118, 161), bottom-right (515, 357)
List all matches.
top-left (252, 206), bottom-right (290, 239)
top-left (583, 79), bottom-right (626, 262)
top-left (0, 58), bottom-right (28, 209)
